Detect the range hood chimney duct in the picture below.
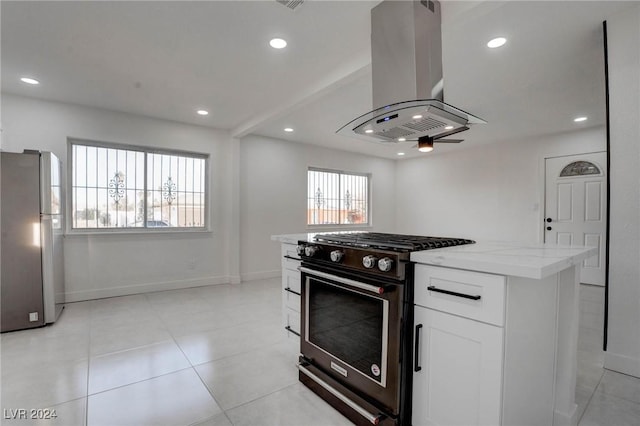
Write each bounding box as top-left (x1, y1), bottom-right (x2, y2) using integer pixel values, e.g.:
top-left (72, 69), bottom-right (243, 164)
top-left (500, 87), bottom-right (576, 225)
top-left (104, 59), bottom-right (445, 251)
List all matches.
top-left (372, 0), bottom-right (443, 108)
top-left (337, 0), bottom-right (485, 144)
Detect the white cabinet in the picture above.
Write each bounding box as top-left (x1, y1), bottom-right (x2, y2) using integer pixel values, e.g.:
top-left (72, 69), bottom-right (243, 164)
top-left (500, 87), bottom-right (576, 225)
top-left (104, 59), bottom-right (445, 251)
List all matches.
top-left (414, 266), bottom-right (506, 326)
top-left (413, 266), bottom-right (504, 426)
top-left (280, 243), bottom-right (301, 339)
top-left (413, 305), bottom-right (503, 426)
top-left (413, 264), bottom-right (566, 426)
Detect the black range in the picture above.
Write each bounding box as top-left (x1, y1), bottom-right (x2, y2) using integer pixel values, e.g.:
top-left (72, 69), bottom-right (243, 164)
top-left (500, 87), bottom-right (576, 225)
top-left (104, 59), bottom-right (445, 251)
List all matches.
top-left (296, 232), bottom-right (475, 426)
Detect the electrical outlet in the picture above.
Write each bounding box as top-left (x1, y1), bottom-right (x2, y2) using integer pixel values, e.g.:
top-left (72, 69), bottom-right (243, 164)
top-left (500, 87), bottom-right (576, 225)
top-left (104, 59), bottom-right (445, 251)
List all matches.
top-left (29, 312), bottom-right (39, 322)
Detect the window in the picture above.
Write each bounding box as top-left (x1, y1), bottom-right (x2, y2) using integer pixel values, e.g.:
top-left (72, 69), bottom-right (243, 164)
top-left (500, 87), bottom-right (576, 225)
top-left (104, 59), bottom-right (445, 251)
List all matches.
top-left (69, 140), bottom-right (207, 230)
top-left (307, 168), bottom-right (369, 226)
top-left (559, 161), bottom-right (601, 177)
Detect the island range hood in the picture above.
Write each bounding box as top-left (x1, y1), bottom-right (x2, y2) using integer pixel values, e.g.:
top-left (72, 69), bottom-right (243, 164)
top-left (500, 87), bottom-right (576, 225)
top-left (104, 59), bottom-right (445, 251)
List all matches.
top-left (337, 0), bottom-right (485, 145)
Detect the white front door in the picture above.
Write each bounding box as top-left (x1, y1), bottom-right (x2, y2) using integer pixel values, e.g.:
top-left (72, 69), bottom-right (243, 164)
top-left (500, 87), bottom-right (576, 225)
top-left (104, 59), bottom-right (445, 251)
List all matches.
top-left (544, 152), bottom-right (607, 286)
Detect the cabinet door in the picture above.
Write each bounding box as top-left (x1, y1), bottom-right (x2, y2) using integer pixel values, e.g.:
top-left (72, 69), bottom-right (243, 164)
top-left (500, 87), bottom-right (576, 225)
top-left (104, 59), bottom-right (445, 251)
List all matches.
top-left (413, 307), bottom-right (503, 426)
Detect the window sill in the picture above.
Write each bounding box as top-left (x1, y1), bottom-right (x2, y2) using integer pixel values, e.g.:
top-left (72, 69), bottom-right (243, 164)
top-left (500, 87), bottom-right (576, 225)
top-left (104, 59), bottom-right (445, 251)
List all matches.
top-left (306, 224), bottom-right (373, 233)
top-left (65, 227), bottom-right (212, 236)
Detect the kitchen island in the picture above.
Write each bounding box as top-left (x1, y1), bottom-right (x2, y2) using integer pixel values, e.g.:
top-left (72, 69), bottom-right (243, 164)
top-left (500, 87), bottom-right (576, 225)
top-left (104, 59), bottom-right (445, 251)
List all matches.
top-left (410, 241), bottom-right (596, 426)
top-left (272, 233), bottom-right (596, 426)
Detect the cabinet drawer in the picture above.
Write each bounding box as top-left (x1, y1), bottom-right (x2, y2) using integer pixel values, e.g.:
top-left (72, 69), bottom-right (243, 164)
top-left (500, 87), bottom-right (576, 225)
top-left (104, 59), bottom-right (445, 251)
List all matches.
top-left (415, 265), bottom-right (506, 326)
top-left (284, 286), bottom-right (301, 312)
top-left (282, 256), bottom-right (301, 272)
top-left (283, 268), bottom-right (301, 295)
top-left (284, 307), bottom-right (301, 336)
top-left (281, 244), bottom-right (301, 272)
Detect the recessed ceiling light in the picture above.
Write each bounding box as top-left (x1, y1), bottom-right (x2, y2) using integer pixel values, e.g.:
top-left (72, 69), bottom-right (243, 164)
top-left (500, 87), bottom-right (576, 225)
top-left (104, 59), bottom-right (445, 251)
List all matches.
top-left (284, 127), bottom-right (294, 132)
top-left (196, 110), bottom-right (209, 116)
top-left (365, 129), bottom-right (374, 134)
top-left (397, 152), bottom-right (405, 156)
top-left (444, 125), bottom-right (454, 130)
top-left (412, 115), bottom-right (423, 120)
top-left (398, 137), bottom-right (406, 142)
top-left (269, 38), bottom-right (287, 49)
top-left (574, 116), bottom-right (588, 122)
top-left (487, 37), bottom-right (507, 48)
top-left (20, 77), bottom-right (40, 85)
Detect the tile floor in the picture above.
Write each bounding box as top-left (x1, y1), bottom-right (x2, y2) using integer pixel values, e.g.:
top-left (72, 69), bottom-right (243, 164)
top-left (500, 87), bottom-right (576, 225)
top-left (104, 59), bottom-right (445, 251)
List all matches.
top-left (575, 285), bottom-right (640, 426)
top-left (0, 279), bottom-right (638, 426)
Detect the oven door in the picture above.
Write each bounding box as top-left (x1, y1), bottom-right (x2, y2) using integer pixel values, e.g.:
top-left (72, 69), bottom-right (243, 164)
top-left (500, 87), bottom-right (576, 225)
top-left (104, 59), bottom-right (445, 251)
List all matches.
top-left (299, 265), bottom-right (404, 415)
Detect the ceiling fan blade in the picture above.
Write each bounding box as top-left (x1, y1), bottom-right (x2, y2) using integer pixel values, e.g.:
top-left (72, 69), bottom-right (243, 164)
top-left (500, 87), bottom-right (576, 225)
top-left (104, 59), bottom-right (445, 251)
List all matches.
top-left (433, 126), bottom-right (470, 140)
top-left (434, 139), bottom-right (464, 143)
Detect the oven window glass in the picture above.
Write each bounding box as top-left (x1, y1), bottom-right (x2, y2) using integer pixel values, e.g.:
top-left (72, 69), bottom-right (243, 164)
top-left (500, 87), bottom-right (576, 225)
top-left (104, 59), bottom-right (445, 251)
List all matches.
top-left (308, 279), bottom-right (384, 383)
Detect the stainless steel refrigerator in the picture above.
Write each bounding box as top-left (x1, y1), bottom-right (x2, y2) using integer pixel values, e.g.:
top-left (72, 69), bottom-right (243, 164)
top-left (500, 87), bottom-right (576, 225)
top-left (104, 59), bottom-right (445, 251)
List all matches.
top-left (1, 150), bottom-right (65, 332)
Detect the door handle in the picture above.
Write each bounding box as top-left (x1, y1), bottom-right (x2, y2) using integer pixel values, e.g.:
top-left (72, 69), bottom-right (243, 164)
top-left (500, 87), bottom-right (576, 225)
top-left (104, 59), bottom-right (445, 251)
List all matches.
top-left (298, 266), bottom-right (385, 295)
top-left (546, 226), bottom-right (552, 231)
top-left (546, 218), bottom-right (553, 223)
top-left (414, 324), bottom-right (423, 372)
top-left (298, 364), bottom-right (383, 425)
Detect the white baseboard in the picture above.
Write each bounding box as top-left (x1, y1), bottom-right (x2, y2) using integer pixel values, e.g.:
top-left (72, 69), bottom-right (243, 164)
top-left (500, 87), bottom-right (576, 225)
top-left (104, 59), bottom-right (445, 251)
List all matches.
top-left (554, 403), bottom-right (578, 426)
top-left (240, 270), bottom-right (281, 282)
top-left (64, 275), bottom-right (232, 302)
top-left (604, 351), bottom-right (640, 378)
top-left (65, 270), bottom-right (284, 302)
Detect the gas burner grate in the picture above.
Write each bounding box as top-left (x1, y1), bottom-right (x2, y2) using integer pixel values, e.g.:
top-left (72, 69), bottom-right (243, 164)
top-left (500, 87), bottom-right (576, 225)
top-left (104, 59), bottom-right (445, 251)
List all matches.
top-left (314, 232), bottom-right (475, 252)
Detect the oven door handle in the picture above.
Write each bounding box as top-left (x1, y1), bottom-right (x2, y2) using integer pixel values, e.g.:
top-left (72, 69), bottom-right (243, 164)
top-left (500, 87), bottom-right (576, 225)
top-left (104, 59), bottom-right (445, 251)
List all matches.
top-left (298, 266), bottom-right (385, 295)
top-left (298, 364), bottom-right (383, 425)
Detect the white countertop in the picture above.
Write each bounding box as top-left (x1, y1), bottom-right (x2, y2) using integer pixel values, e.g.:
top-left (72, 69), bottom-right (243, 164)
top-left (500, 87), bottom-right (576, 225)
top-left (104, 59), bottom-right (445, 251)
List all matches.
top-left (271, 233), bottom-right (597, 280)
top-left (271, 233), bottom-right (324, 245)
top-left (410, 241), bottom-right (597, 279)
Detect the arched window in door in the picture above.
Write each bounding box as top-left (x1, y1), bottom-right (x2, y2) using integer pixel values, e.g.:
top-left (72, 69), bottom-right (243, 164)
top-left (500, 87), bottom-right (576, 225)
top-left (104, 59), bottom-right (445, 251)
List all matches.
top-left (559, 161), bottom-right (601, 177)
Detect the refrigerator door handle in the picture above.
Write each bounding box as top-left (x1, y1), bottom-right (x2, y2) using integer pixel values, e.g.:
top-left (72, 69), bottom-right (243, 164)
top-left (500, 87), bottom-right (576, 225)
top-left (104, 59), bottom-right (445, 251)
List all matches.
top-left (40, 214), bottom-right (56, 323)
top-left (40, 151), bottom-right (62, 215)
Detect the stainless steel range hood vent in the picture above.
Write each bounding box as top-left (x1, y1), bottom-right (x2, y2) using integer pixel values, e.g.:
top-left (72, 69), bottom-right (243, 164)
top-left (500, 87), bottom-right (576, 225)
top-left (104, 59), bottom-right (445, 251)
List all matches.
top-left (337, 0), bottom-right (485, 143)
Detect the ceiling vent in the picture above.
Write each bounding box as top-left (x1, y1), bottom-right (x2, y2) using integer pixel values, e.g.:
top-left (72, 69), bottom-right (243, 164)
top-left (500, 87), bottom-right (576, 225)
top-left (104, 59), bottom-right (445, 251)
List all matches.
top-left (276, 0), bottom-right (304, 11)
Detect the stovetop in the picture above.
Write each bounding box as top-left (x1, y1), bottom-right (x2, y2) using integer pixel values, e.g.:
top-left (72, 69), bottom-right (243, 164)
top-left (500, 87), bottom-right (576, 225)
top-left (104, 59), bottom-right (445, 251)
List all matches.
top-left (298, 232), bottom-right (475, 280)
top-left (313, 232), bottom-right (475, 252)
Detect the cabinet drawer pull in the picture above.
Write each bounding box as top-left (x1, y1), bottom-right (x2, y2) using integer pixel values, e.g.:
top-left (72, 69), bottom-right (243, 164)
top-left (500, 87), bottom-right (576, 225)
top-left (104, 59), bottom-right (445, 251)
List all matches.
top-left (427, 286), bottom-right (481, 300)
top-left (284, 287), bottom-right (301, 296)
top-left (285, 326), bottom-right (300, 337)
top-left (414, 324), bottom-right (423, 372)
top-left (283, 255), bottom-right (301, 261)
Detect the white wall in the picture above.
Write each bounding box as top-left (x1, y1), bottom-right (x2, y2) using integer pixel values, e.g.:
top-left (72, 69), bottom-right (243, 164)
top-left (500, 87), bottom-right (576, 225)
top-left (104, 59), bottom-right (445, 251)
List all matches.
top-left (395, 127), bottom-right (606, 242)
top-left (239, 135), bottom-right (397, 280)
top-left (605, 5), bottom-right (640, 378)
top-left (1, 95), bottom-right (398, 298)
top-left (2, 94), bottom-right (236, 301)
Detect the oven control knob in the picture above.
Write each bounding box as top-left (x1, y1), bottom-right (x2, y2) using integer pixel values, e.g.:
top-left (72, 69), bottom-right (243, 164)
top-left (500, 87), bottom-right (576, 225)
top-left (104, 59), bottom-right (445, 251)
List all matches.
top-left (305, 246), bottom-right (320, 257)
top-left (296, 244), bottom-right (306, 256)
top-left (330, 250), bottom-right (345, 263)
top-left (362, 255), bottom-right (378, 269)
top-left (378, 257), bottom-right (394, 272)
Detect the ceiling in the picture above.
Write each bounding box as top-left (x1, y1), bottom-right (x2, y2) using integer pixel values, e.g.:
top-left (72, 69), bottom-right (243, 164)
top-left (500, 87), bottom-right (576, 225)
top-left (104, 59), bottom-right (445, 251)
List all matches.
top-left (2, 1), bottom-right (635, 159)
